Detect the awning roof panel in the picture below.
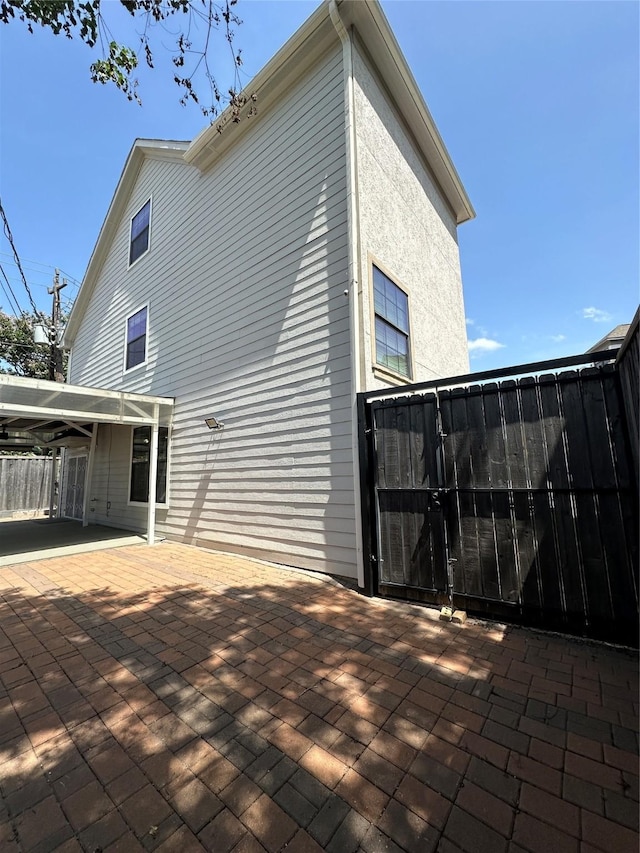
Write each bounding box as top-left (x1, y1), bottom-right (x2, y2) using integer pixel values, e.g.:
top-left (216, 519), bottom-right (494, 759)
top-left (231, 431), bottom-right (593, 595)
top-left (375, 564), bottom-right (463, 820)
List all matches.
top-left (0, 375), bottom-right (173, 429)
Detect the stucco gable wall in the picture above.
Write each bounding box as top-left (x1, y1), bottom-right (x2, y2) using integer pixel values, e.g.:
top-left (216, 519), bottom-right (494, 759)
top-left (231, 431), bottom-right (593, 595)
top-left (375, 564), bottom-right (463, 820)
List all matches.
top-left (353, 44), bottom-right (470, 389)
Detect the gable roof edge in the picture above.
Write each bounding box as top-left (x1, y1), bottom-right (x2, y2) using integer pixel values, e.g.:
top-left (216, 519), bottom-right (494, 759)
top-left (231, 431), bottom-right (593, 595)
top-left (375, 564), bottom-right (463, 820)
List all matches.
top-left (185, 0), bottom-right (474, 224)
top-left (64, 140), bottom-right (189, 345)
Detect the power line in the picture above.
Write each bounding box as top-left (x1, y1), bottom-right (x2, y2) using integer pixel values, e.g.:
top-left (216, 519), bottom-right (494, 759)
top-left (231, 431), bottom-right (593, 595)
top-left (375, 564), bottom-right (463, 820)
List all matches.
top-left (0, 262), bottom-right (24, 316)
top-left (0, 198), bottom-right (41, 316)
top-left (0, 253), bottom-right (81, 286)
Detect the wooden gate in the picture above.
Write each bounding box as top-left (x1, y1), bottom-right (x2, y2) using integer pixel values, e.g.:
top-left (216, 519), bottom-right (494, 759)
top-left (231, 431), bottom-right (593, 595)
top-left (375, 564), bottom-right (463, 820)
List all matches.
top-left (359, 351), bottom-right (639, 646)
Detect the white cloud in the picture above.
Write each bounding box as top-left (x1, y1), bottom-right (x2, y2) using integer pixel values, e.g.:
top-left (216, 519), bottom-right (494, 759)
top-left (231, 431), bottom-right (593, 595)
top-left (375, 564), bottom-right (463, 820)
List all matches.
top-left (582, 307), bottom-right (612, 323)
top-left (468, 337), bottom-right (506, 353)
top-left (465, 317), bottom-right (475, 326)
top-left (550, 334), bottom-right (566, 343)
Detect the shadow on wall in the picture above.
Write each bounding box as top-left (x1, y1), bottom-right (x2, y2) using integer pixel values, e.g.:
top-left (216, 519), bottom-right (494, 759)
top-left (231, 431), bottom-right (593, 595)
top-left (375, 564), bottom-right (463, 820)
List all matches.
top-left (1, 562), bottom-right (638, 850)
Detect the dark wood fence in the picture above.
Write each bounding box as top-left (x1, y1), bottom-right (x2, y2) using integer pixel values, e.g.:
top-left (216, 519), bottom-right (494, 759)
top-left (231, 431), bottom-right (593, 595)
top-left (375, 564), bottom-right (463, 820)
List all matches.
top-left (616, 308), bottom-right (639, 479)
top-left (358, 345), bottom-right (639, 646)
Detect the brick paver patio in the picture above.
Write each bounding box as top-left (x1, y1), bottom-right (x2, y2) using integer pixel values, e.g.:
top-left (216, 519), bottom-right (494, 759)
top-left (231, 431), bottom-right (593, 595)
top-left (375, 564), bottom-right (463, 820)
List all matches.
top-left (0, 543), bottom-right (638, 852)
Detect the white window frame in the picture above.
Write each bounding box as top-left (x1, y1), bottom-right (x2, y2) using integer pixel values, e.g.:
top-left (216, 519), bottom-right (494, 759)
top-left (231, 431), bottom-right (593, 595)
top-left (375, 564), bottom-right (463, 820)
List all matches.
top-left (123, 302), bottom-right (149, 374)
top-left (370, 260), bottom-right (413, 382)
top-left (128, 197), bottom-right (152, 268)
top-left (127, 424), bottom-right (170, 507)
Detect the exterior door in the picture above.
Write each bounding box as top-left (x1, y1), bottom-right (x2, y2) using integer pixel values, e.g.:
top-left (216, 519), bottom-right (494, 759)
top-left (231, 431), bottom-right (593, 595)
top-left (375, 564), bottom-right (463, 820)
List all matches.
top-left (372, 394), bottom-right (449, 598)
top-left (63, 455), bottom-right (87, 521)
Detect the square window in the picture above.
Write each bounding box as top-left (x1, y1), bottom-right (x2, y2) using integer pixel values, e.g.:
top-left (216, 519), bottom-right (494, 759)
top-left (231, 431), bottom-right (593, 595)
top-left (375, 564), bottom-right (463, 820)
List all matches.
top-left (125, 306), bottom-right (147, 371)
top-left (373, 266), bottom-right (411, 378)
top-left (130, 199), bottom-right (151, 265)
top-left (130, 426), bottom-right (169, 504)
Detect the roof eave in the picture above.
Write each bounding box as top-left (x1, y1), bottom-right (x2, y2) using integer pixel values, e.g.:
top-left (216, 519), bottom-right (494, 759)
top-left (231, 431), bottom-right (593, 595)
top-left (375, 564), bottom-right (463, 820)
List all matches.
top-left (184, 0), bottom-right (474, 225)
top-left (64, 139), bottom-right (189, 345)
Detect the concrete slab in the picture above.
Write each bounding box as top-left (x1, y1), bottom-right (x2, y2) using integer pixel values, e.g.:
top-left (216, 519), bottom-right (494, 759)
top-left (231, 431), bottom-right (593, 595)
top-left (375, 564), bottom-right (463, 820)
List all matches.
top-left (0, 518), bottom-right (145, 566)
top-left (0, 542), bottom-right (637, 852)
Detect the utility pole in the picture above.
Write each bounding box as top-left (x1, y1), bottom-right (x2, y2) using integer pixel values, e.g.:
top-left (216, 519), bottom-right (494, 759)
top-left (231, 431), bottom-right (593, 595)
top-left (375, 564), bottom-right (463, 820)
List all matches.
top-left (48, 270), bottom-right (67, 382)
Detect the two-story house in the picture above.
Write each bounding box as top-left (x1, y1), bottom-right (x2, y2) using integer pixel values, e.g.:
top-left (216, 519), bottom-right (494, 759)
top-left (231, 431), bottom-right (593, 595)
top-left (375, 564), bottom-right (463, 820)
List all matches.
top-left (60, 0), bottom-right (474, 586)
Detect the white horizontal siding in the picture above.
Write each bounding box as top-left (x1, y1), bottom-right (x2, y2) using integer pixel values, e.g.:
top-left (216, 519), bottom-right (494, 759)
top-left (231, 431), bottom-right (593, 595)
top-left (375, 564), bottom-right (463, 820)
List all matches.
top-left (74, 45), bottom-right (356, 576)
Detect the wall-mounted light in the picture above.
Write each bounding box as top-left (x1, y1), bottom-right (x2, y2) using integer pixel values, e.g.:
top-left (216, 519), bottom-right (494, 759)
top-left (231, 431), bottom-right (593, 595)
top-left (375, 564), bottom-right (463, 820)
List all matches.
top-left (204, 416), bottom-right (224, 430)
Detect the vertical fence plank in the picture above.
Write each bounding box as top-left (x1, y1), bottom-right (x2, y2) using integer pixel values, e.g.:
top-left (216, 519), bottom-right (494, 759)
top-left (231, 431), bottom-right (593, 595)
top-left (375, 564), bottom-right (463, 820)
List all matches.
top-left (366, 344), bottom-right (638, 643)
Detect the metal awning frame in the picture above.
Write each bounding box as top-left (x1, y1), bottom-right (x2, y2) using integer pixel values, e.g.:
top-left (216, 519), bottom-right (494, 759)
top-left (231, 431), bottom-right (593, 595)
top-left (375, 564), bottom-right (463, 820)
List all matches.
top-left (0, 375), bottom-right (174, 546)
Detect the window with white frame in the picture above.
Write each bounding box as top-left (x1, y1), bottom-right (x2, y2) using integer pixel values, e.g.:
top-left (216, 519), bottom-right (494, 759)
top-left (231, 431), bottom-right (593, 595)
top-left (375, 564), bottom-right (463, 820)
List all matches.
top-left (373, 265), bottom-right (411, 378)
top-left (125, 305), bottom-right (148, 371)
top-left (129, 199), bottom-right (151, 265)
top-left (130, 426), bottom-right (169, 504)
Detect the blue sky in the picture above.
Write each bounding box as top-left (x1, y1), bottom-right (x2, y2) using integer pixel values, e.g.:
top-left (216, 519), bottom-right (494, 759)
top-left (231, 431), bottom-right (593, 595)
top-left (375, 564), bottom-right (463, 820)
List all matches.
top-left (0, 0), bottom-right (638, 369)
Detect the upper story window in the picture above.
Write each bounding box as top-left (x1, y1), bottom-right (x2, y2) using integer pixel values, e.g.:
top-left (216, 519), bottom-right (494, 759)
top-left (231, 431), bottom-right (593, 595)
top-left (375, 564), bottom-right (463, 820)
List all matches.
top-left (129, 199), bottom-right (151, 265)
top-left (373, 265), bottom-right (411, 378)
top-left (125, 305), bottom-right (147, 371)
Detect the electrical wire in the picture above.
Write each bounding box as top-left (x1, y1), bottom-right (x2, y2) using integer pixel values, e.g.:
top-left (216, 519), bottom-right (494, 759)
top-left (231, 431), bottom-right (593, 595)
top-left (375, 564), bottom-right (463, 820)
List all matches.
top-left (0, 198), bottom-right (41, 316)
top-left (0, 262), bottom-right (24, 316)
top-left (0, 253), bottom-right (81, 286)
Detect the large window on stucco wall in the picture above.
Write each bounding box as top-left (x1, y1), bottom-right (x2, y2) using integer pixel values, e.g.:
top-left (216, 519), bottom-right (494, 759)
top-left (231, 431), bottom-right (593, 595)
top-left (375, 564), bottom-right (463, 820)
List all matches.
top-left (373, 265), bottom-right (411, 378)
top-left (129, 426), bottom-right (169, 504)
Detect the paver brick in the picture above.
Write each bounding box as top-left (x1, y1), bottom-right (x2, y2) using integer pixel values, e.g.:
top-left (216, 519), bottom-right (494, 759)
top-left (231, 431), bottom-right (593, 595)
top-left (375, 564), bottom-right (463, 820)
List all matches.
top-left (409, 752), bottom-right (462, 800)
top-left (443, 804), bottom-right (508, 853)
top-left (456, 780), bottom-right (514, 838)
top-left (167, 776), bottom-right (224, 832)
top-left (60, 779), bottom-right (115, 831)
top-left (240, 793), bottom-right (298, 853)
top-left (581, 808), bottom-right (639, 853)
top-left (508, 751), bottom-right (562, 795)
top-left (299, 744), bottom-right (347, 789)
top-left (394, 773), bottom-right (451, 829)
top-left (378, 798), bottom-right (439, 853)
top-left (512, 811), bottom-right (579, 853)
top-left (13, 794), bottom-right (70, 852)
top-left (119, 784), bottom-right (174, 837)
top-left (519, 781), bottom-right (580, 837)
top-left (78, 808), bottom-right (128, 852)
top-left (273, 782), bottom-right (317, 826)
top-left (219, 774), bottom-right (263, 817)
top-left (1, 545), bottom-right (638, 853)
top-left (306, 794), bottom-right (351, 847)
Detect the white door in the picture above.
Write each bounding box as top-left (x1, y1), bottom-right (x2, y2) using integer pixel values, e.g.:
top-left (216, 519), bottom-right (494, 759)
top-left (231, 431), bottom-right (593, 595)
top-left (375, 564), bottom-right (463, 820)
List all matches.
top-left (63, 455), bottom-right (87, 520)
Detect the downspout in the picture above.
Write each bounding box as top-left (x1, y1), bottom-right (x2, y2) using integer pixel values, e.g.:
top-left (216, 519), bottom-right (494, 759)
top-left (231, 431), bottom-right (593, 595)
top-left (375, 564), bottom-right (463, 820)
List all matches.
top-left (329, 1), bottom-right (365, 588)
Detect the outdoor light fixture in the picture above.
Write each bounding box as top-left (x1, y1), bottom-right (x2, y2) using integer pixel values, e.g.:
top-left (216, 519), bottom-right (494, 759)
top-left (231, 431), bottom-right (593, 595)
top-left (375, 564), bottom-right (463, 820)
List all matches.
top-left (204, 416), bottom-right (224, 430)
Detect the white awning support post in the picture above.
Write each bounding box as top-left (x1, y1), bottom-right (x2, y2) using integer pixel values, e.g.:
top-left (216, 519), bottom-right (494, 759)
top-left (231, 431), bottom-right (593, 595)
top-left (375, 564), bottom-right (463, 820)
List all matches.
top-left (146, 406), bottom-right (159, 546)
top-left (82, 424), bottom-right (98, 527)
top-left (47, 448), bottom-right (58, 521)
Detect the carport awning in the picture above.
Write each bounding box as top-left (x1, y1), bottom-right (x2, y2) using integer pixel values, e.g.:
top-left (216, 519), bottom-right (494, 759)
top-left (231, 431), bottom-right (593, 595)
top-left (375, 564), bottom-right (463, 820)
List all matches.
top-left (0, 374), bottom-right (173, 444)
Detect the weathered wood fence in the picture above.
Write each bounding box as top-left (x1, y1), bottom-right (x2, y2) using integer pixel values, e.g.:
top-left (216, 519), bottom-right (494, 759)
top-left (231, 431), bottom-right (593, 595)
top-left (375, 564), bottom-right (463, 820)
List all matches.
top-left (0, 456), bottom-right (54, 515)
top-left (358, 333), bottom-right (639, 646)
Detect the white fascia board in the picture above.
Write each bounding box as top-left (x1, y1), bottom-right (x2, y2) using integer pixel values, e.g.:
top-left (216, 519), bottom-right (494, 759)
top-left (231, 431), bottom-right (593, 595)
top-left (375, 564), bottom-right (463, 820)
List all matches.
top-left (184, 0), bottom-right (474, 224)
top-left (344, 0), bottom-right (475, 224)
top-left (185, 4), bottom-right (337, 172)
top-left (63, 139), bottom-right (189, 346)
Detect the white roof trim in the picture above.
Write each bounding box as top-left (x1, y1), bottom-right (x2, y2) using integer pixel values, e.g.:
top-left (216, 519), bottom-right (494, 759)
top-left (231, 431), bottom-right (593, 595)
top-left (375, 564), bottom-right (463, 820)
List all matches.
top-left (64, 140), bottom-right (189, 345)
top-left (185, 0), bottom-right (474, 224)
top-left (0, 374), bottom-right (173, 428)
